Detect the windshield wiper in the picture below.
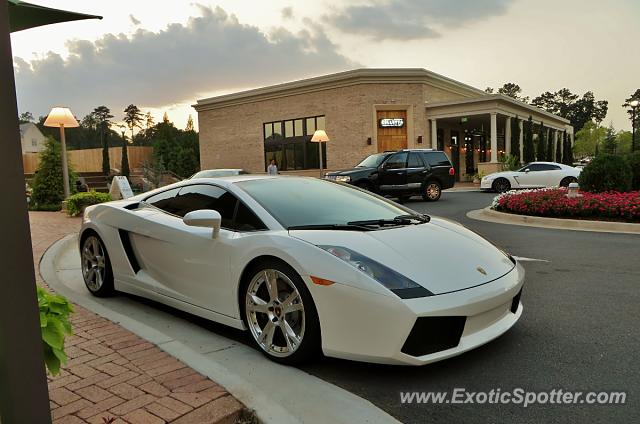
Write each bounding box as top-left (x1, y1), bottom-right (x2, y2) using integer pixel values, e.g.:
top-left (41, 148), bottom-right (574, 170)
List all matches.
top-left (347, 214), bottom-right (430, 227)
top-left (288, 224), bottom-right (373, 231)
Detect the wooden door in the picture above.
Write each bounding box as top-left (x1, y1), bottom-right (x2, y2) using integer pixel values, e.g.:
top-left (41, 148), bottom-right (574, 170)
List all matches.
top-left (376, 110), bottom-right (407, 152)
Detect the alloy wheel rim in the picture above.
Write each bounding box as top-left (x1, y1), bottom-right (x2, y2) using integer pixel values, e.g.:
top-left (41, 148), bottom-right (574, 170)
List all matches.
top-left (82, 236), bottom-right (106, 291)
top-left (427, 183), bottom-right (440, 199)
top-left (245, 269), bottom-right (305, 357)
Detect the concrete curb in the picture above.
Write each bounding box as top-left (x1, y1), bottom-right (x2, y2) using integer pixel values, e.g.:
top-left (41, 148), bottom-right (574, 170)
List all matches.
top-left (41, 234), bottom-right (402, 424)
top-left (468, 207), bottom-right (640, 235)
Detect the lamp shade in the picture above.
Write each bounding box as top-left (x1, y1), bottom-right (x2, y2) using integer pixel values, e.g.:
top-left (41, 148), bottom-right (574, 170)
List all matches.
top-left (44, 107), bottom-right (79, 128)
top-left (311, 129), bottom-right (329, 142)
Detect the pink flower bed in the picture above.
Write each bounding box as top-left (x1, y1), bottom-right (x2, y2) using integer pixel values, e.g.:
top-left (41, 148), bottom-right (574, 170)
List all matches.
top-left (493, 188), bottom-right (640, 222)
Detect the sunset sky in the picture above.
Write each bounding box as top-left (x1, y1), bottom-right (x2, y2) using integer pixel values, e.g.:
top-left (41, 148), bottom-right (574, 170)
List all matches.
top-left (10, 0), bottom-right (640, 131)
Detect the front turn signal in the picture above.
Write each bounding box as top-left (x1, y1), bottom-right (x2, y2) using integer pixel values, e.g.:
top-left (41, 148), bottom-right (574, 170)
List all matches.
top-left (310, 276), bottom-right (335, 286)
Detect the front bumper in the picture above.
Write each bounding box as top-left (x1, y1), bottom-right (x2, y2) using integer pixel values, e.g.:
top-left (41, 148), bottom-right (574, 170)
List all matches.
top-left (480, 179), bottom-right (494, 190)
top-left (307, 262), bottom-right (525, 366)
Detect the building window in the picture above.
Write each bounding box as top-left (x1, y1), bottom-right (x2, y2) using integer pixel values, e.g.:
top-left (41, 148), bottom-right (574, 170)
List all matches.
top-left (264, 115), bottom-right (326, 171)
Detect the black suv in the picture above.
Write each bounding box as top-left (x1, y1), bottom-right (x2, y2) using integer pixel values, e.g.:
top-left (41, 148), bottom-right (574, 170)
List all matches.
top-left (325, 149), bottom-right (455, 201)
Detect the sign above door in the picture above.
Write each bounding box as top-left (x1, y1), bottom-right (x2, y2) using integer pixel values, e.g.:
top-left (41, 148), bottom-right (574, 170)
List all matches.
top-left (379, 118), bottom-right (405, 128)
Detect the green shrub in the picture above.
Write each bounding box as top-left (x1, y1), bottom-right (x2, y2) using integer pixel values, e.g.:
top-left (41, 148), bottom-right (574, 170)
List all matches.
top-left (66, 191), bottom-right (112, 216)
top-left (31, 136), bottom-right (77, 208)
top-left (29, 203), bottom-right (62, 212)
top-left (578, 154), bottom-right (632, 192)
top-left (500, 154), bottom-right (521, 171)
top-left (37, 286), bottom-right (73, 375)
top-left (626, 151), bottom-right (640, 190)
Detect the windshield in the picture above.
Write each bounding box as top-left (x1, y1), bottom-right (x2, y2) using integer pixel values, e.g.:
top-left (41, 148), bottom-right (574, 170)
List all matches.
top-left (191, 170), bottom-right (243, 179)
top-left (516, 163), bottom-right (533, 172)
top-left (235, 178), bottom-right (410, 228)
top-left (356, 153), bottom-right (389, 168)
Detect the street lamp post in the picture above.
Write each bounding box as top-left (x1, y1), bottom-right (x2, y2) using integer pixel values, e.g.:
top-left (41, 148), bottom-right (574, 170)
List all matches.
top-left (311, 129), bottom-right (330, 178)
top-left (631, 100), bottom-right (639, 152)
top-left (44, 107), bottom-right (79, 198)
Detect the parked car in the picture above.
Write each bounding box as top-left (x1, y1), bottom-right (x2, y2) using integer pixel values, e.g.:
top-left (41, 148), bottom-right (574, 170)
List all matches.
top-left (481, 161), bottom-right (581, 193)
top-left (189, 169), bottom-right (249, 179)
top-left (79, 175), bottom-right (524, 365)
top-left (324, 149), bottom-right (455, 201)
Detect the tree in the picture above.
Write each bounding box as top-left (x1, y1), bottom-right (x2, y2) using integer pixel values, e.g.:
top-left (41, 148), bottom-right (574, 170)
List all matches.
top-left (484, 87), bottom-right (494, 94)
top-left (186, 115), bottom-right (195, 132)
top-left (145, 112), bottom-right (155, 131)
top-left (601, 125), bottom-right (617, 154)
top-left (563, 133), bottom-right (574, 165)
top-left (531, 89), bottom-right (608, 133)
top-left (615, 130), bottom-right (633, 154)
top-left (622, 89), bottom-right (640, 133)
top-left (555, 132), bottom-right (562, 164)
top-left (536, 124), bottom-right (546, 161)
top-left (19, 111), bottom-right (34, 124)
top-left (523, 116), bottom-right (535, 163)
top-left (511, 117), bottom-right (521, 162)
top-left (546, 129), bottom-right (554, 161)
top-left (574, 122), bottom-right (606, 158)
top-left (485, 83), bottom-right (529, 102)
top-left (122, 105), bottom-right (144, 178)
top-left (31, 137), bottom-right (77, 208)
top-left (93, 106), bottom-right (114, 175)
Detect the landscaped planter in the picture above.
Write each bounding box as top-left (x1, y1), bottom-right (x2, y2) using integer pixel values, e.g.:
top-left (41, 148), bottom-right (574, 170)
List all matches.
top-left (492, 188), bottom-right (640, 223)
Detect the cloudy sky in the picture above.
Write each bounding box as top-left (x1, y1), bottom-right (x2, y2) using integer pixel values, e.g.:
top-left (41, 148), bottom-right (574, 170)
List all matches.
top-left (10, 0), bottom-right (640, 130)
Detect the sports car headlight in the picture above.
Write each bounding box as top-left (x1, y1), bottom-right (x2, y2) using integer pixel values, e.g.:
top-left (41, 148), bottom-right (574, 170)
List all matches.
top-left (334, 175), bottom-right (351, 182)
top-left (318, 245), bottom-right (433, 299)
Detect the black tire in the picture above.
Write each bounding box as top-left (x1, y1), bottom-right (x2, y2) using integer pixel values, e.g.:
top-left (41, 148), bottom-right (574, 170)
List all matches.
top-left (80, 232), bottom-right (115, 297)
top-left (422, 181), bottom-right (442, 202)
top-left (559, 176), bottom-right (577, 187)
top-left (492, 178), bottom-right (511, 193)
top-left (242, 259), bottom-right (321, 365)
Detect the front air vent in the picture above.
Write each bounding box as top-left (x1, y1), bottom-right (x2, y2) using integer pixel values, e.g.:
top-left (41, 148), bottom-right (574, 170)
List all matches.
top-left (511, 288), bottom-right (522, 313)
top-left (118, 230), bottom-right (141, 273)
top-left (401, 316), bottom-right (466, 357)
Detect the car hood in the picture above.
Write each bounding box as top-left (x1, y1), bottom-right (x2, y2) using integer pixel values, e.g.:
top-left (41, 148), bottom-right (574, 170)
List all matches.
top-left (326, 167), bottom-right (375, 176)
top-left (289, 217), bottom-right (515, 295)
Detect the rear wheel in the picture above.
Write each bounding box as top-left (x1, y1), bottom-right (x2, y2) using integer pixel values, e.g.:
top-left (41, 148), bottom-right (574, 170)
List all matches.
top-left (422, 181), bottom-right (441, 202)
top-left (243, 260), bottom-right (320, 365)
top-left (81, 233), bottom-right (114, 297)
top-left (492, 178), bottom-right (511, 193)
top-left (559, 176), bottom-right (577, 187)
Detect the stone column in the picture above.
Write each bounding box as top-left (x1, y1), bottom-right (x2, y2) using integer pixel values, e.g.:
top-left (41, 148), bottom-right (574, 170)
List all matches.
top-left (505, 117), bottom-right (512, 156)
top-left (519, 119), bottom-right (524, 161)
top-left (430, 119), bottom-right (437, 149)
top-left (490, 112), bottom-right (498, 163)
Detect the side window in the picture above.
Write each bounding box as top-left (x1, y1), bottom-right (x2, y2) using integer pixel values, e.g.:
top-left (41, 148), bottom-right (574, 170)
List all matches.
top-left (234, 203), bottom-right (267, 232)
top-left (543, 164), bottom-right (561, 170)
top-left (423, 152), bottom-right (451, 167)
top-left (407, 152), bottom-right (424, 168)
top-left (144, 188), bottom-right (181, 214)
top-left (383, 152), bottom-right (408, 170)
top-left (526, 164), bottom-right (543, 172)
top-left (174, 185), bottom-right (237, 228)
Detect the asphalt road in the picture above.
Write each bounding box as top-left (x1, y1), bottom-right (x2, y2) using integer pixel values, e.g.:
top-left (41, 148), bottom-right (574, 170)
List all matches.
top-left (298, 190), bottom-right (640, 424)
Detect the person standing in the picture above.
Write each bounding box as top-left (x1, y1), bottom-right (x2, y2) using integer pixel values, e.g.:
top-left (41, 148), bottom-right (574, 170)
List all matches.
top-left (267, 159), bottom-right (278, 175)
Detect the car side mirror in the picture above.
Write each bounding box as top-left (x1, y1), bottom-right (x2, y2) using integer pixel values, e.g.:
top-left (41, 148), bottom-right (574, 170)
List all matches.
top-left (524, 169), bottom-right (530, 173)
top-left (183, 209), bottom-right (221, 238)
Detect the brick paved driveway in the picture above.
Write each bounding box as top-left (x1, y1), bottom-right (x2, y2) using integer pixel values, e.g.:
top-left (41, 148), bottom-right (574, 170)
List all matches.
top-left (30, 212), bottom-right (244, 424)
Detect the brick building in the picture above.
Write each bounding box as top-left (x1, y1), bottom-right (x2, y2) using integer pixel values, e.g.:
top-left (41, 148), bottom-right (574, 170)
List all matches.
top-left (194, 69), bottom-right (572, 181)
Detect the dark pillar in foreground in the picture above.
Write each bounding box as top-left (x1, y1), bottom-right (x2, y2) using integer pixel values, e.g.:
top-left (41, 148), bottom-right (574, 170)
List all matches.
top-left (0, 2), bottom-right (52, 423)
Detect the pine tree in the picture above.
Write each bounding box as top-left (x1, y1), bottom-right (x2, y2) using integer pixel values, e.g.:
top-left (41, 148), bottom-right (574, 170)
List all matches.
top-left (122, 105), bottom-right (143, 178)
top-left (537, 123), bottom-right (546, 161)
top-left (121, 134), bottom-right (130, 177)
top-left (31, 136), bottom-right (77, 207)
top-left (511, 117), bottom-right (521, 162)
top-left (186, 115), bottom-right (194, 132)
top-left (92, 106), bottom-right (113, 175)
top-left (523, 116), bottom-right (535, 163)
top-left (562, 133), bottom-right (574, 165)
top-left (601, 125), bottom-right (617, 154)
top-left (546, 129), bottom-right (554, 161)
top-left (555, 132), bottom-right (562, 163)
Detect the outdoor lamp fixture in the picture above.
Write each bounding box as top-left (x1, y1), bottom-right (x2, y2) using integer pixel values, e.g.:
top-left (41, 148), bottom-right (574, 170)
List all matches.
top-left (44, 106), bottom-right (79, 198)
top-left (311, 129), bottom-right (330, 178)
top-left (631, 100), bottom-right (639, 152)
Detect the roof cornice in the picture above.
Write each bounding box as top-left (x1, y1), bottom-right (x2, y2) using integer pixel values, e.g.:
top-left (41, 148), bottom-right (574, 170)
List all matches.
top-left (193, 68), bottom-right (487, 111)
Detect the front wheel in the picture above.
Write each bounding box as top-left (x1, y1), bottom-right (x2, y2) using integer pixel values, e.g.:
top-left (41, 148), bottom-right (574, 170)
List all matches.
top-left (492, 178), bottom-right (511, 193)
top-left (422, 181), bottom-right (441, 201)
top-left (81, 233), bottom-right (114, 297)
top-left (244, 260), bottom-right (320, 364)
